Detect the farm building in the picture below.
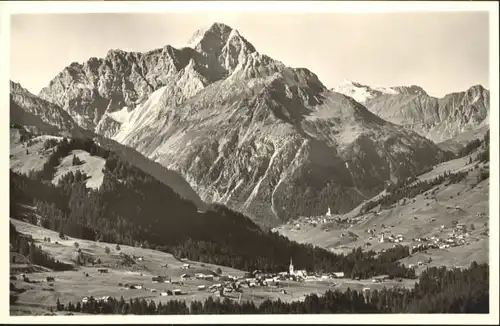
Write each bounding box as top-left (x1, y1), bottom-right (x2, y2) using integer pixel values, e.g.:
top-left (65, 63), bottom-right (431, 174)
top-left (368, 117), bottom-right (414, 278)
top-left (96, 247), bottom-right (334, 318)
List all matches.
top-left (152, 276), bottom-right (167, 283)
top-left (97, 268), bottom-right (109, 273)
top-left (197, 285), bottom-right (206, 291)
top-left (81, 296), bottom-right (95, 303)
top-left (172, 289), bottom-right (182, 295)
top-left (332, 272), bottom-right (345, 278)
top-left (372, 275), bottom-right (389, 283)
top-left (127, 284), bottom-right (143, 290)
top-left (181, 263), bottom-right (191, 269)
top-left (100, 296), bottom-right (111, 303)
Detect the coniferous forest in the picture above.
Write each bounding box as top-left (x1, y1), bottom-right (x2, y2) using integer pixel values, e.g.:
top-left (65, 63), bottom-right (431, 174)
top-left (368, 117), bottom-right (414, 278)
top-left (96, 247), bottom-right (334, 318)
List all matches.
top-left (10, 136), bottom-right (416, 278)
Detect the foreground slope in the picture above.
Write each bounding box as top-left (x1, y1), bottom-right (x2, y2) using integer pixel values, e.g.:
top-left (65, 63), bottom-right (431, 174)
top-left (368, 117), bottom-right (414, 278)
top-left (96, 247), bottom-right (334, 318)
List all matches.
top-left (10, 218), bottom-right (419, 316)
top-left (38, 22), bottom-right (452, 227)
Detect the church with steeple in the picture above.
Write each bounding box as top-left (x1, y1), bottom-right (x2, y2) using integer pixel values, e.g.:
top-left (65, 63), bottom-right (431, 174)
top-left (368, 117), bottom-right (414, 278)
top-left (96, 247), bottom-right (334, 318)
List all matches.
top-left (287, 257), bottom-right (307, 278)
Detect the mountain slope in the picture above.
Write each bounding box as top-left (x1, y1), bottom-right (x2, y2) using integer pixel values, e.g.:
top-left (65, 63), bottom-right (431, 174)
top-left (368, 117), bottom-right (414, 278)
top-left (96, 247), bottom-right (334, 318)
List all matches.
top-left (37, 22), bottom-right (452, 227)
top-left (277, 143), bottom-right (489, 270)
top-left (332, 81), bottom-right (489, 143)
top-left (10, 81), bottom-right (82, 136)
top-left (10, 83), bottom-right (206, 210)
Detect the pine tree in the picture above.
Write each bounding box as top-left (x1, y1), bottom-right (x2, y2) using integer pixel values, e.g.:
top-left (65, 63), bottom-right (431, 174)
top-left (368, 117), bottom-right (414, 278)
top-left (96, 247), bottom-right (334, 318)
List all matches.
top-left (72, 155), bottom-right (81, 166)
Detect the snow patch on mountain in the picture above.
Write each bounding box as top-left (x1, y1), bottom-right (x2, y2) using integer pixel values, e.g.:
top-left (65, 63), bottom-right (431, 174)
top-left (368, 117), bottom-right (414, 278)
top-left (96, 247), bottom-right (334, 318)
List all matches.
top-left (108, 106), bottom-right (132, 124)
top-left (331, 80), bottom-right (397, 103)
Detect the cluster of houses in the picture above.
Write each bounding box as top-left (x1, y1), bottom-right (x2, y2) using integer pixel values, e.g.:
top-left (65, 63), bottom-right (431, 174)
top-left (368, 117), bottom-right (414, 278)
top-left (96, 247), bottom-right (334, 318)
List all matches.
top-left (379, 233), bottom-right (405, 244)
top-left (408, 222), bottom-right (473, 252)
top-left (76, 256), bottom-right (350, 304)
top-left (408, 260), bottom-right (429, 269)
top-left (81, 295), bottom-right (111, 304)
top-left (160, 289), bottom-right (183, 296)
top-left (371, 275), bottom-right (390, 283)
top-left (122, 283), bottom-right (144, 290)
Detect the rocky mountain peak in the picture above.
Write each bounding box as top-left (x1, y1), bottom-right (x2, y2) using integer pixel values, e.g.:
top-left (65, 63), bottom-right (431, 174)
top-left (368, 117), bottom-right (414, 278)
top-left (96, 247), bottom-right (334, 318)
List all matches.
top-left (187, 22), bottom-right (236, 48)
top-left (10, 80), bottom-right (26, 93)
top-left (186, 22), bottom-right (257, 74)
top-left (392, 85), bottom-right (428, 96)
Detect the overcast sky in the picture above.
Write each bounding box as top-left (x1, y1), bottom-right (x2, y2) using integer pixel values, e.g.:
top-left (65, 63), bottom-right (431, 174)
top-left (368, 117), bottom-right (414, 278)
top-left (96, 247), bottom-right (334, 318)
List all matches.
top-left (10, 11), bottom-right (490, 97)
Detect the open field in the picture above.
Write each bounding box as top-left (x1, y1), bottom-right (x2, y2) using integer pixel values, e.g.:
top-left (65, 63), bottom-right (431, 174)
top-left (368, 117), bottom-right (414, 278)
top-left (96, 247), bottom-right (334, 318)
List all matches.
top-left (10, 219), bottom-right (415, 315)
top-left (10, 130), bottom-right (105, 189)
top-left (52, 149), bottom-right (106, 189)
top-left (10, 133), bottom-right (62, 175)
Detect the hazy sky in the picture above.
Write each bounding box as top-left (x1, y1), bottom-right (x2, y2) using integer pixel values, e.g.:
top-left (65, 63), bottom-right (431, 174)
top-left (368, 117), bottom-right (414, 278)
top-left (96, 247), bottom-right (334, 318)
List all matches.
top-left (10, 12), bottom-right (490, 97)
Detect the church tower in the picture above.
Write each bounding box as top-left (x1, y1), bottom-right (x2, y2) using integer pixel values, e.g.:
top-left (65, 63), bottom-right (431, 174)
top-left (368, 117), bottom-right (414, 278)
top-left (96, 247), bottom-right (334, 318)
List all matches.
top-left (289, 257), bottom-right (294, 275)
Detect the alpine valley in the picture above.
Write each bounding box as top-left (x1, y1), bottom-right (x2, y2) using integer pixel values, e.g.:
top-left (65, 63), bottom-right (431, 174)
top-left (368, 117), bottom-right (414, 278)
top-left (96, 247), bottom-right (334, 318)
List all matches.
top-left (9, 22), bottom-right (490, 316)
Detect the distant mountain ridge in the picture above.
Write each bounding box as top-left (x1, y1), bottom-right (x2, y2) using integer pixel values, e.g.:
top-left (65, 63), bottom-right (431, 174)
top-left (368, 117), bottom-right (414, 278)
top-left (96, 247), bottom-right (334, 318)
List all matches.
top-left (332, 80), bottom-right (489, 143)
top-left (26, 22), bottom-right (453, 227)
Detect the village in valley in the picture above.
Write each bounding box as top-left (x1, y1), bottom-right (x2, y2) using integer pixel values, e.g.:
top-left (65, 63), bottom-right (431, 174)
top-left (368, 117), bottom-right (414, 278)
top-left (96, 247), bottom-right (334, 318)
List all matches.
top-left (10, 218), bottom-right (415, 315)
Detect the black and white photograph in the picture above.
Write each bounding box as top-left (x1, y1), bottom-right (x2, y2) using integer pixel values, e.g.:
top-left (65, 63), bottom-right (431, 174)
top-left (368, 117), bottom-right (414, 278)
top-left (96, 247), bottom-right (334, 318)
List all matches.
top-left (1, 0), bottom-right (498, 323)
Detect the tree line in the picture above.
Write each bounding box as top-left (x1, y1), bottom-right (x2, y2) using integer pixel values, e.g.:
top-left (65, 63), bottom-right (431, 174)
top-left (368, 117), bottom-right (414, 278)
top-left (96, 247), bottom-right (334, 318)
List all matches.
top-left (361, 169), bottom-right (469, 213)
top-left (10, 222), bottom-right (73, 271)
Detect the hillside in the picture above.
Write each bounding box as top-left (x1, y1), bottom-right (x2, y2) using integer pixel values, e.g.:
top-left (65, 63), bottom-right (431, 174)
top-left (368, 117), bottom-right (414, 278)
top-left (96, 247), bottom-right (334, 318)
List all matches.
top-left (36, 22), bottom-right (453, 227)
top-left (10, 132), bottom-right (105, 189)
top-left (276, 144), bottom-right (490, 270)
top-left (10, 81), bottom-right (83, 137)
top-left (9, 84), bottom-right (207, 210)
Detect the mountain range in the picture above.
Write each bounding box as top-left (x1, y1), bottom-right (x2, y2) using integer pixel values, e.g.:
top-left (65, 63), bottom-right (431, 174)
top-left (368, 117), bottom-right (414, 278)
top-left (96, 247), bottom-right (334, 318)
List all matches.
top-left (11, 22), bottom-right (487, 227)
top-left (332, 80), bottom-right (489, 143)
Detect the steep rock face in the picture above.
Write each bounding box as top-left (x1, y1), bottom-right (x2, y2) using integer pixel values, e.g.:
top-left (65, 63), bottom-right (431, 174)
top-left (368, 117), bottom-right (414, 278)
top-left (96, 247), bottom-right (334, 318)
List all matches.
top-left (10, 81), bottom-right (80, 134)
top-left (38, 22), bottom-right (259, 132)
top-left (38, 23), bottom-right (449, 227)
top-left (333, 81), bottom-right (489, 143)
top-left (109, 74), bottom-right (445, 227)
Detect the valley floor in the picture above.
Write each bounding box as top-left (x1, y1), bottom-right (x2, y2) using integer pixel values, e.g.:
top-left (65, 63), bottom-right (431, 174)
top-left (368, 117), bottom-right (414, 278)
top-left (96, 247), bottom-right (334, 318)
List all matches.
top-left (10, 219), bottom-right (414, 315)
